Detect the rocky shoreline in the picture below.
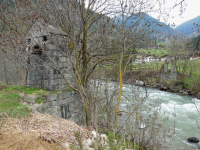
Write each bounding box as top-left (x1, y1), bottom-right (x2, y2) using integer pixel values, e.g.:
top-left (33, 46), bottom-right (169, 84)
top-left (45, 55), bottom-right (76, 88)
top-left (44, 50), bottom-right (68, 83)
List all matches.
top-left (92, 71), bottom-right (200, 99)
top-left (124, 79), bottom-right (200, 100)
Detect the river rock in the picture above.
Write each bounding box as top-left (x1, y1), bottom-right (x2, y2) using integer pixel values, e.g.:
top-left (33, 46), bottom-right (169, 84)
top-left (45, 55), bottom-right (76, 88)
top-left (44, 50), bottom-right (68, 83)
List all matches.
top-left (197, 143), bottom-right (200, 149)
top-left (160, 86), bottom-right (167, 91)
top-left (24, 95), bottom-right (39, 104)
top-left (187, 137), bottom-right (199, 143)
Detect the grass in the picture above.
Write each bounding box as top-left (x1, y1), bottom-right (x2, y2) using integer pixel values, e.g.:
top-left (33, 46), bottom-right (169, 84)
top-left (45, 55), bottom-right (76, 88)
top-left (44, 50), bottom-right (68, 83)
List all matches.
top-left (35, 97), bottom-right (44, 104)
top-left (0, 84), bottom-right (49, 118)
top-left (0, 90), bottom-right (30, 118)
top-left (50, 90), bottom-right (58, 94)
top-left (2, 85), bottom-right (49, 95)
top-left (94, 50), bottom-right (200, 91)
top-left (138, 48), bottom-right (168, 57)
top-left (97, 132), bottom-right (139, 150)
top-left (131, 61), bottom-right (164, 71)
top-left (67, 88), bottom-right (72, 92)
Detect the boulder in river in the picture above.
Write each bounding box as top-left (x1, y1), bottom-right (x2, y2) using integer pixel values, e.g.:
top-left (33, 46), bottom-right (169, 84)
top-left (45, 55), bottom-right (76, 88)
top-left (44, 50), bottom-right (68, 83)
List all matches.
top-left (187, 137), bottom-right (199, 143)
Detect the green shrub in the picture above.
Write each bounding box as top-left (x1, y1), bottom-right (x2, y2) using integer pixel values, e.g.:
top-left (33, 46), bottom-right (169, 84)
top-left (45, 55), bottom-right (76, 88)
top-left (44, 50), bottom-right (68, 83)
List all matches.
top-left (2, 85), bottom-right (48, 95)
top-left (0, 89), bottom-right (31, 118)
top-left (35, 97), bottom-right (44, 104)
top-left (42, 107), bottom-right (45, 111)
top-left (67, 88), bottom-right (72, 92)
top-left (50, 90), bottom-right (58, 94)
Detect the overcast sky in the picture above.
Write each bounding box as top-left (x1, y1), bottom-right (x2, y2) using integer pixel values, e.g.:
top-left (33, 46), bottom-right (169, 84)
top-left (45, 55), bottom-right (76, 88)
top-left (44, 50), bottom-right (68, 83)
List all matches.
top-left (152, 0), bottom-right (200, 27)
top-left (86, 0), bottom-right (199, 28)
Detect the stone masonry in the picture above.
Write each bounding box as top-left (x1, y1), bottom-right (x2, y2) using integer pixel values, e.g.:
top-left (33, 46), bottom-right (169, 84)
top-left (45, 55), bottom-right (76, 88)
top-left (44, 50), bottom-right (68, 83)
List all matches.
top-left (24, 21), bottom-right (84, 125)
top-left (23, 90), bottom-right (84, 125)
top-left (161, 59), bottom-right (177, 82)
top-left (25, 21), bottom-right (73, 91)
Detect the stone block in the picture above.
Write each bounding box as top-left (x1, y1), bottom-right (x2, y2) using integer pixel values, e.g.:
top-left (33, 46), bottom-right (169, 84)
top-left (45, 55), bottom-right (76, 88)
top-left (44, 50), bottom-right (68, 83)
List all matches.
top-left (43, 68), bottom-right (49, 74)
top-left (33, 80), bottom-right (42, 85)
top-left (58, 92), bottom-right (71, 99)
top-left (59, 57), bottom-right (67, 62)
top-left (28, 66), bottom-right (37, 72)
top-left (27, 75), bottom-right (32, 80)
top-left (64, 74), bottom-right (72, 80)
top-left (57, 106), bottom-right (61, 111)
top-left (49, 68), bottom-right (55, 74)
top-left (54, 79), bottom-right (59, 85)
top-left (45, 50), bottom-right (52, 56)
top-left (30, 75), bottom-right (40, 81)
top-left (52, 112), bottom-right (62, 118)
top-left (60, 85), bottom-right (66, 89)
top-left (38, 66), bottom-right (44, 71)
top-left (43, 86), bottom-right (52, 91)
top-left (50, 85), bottom-right (57, 92)
top-left (45, 108), bottom-right (53, 114)
top-left (59, 100), bottom-right (65, 105)
top-left (65, 97), bottom-right (73, 103)
top-left (45, 43), bottom-right (56, 50)
top-left (58, 63), bottom-right (65, 68)
top-left (72, 94), bottom-right (81, 101)
top-left (49, 75), bottom-right (56, 80)
top-left (164, 60), bottom-right (168, 73)
top-left (28, 70), bottom-right (42, 76)
top-left (27, 80), bottom-right (33, 85)
top-left (43, 74), bottom-right (50, 80)
top-left (56, 85), bottom-right (60, 90)
top-left (37, 60), bottom-right (43, 65)
top-left (44, 102), bottom-right (53, 109)
top-left (24, 95), bottom-right (39, 104)
top-left (52, 51), bottom-right (58, 56)
top-left (52, 106), bottom-right (58, 113)
top-left (46, 94), bottom-right (58, 102)
top-left (30, 59), bottom-right (38, 65)
top-left (52, 100), bottom-right (59, 106)
top-left (69, 114), bottom-right (79, 124)
top-left (49, 80), bottom-right (56, 86)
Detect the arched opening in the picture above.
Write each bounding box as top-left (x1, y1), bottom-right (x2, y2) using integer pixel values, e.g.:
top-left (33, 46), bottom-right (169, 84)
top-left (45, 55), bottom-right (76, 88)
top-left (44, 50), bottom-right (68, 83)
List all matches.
top-left (43, 36), bottom-right (47, 41)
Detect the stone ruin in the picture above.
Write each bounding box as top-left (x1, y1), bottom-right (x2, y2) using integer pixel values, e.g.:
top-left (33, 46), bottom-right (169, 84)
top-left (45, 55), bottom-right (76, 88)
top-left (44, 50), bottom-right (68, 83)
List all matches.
top-left (24, 21), bottom-right (84, 125)
top-left (161, 59), bottom-right (177, 82)
top-left (25, 21), bottom-right (73, 91)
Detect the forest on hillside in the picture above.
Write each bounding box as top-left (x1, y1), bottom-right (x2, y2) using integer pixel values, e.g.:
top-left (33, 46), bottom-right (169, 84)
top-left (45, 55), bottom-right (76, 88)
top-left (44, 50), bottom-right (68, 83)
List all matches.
top-left (2, 0), bottom-right (200, 150)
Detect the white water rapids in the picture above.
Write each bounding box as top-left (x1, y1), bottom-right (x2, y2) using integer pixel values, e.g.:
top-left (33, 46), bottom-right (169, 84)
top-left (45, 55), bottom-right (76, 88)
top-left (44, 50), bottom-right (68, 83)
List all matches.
top-left (125, 83), bottom-right (200, 150)
top-left (91, 80), bottom-right (200, 149)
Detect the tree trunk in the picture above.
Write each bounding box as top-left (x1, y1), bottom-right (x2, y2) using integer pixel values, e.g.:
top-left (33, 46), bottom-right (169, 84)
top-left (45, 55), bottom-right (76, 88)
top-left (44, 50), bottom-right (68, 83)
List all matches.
top-left (3, 54), bottom-right (8, 84)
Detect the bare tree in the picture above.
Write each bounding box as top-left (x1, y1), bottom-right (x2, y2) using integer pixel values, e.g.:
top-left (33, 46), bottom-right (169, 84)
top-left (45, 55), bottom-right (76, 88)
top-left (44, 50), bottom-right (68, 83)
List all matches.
top-left (0, 0), bottom-right (186, 130)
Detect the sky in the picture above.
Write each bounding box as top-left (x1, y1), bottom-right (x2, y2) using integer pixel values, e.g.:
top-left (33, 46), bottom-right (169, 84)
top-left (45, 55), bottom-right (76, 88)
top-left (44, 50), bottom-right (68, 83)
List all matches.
top-left (152, 0), bottom-right (200, 27)
top-left (85, 0), bottom-right (199, 28)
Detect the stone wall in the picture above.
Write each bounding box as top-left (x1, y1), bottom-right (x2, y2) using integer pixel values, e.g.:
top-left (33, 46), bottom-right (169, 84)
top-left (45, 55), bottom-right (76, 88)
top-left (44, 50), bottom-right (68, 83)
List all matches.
top-left (27, 35), bottom-right (73, 91)
top-left (161, 73), bottom-right (177, 82)
top-left (25, 23), bottom-right (84, 125)
top-left (161, 59), bottom-right (177, 82)
top-left (23, 90), bottom-right (84, 125)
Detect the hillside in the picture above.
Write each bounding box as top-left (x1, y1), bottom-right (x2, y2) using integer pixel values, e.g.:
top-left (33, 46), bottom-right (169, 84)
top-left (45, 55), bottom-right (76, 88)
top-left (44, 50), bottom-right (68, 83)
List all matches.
top-left (175, 15), bottom-right (200, 36)
top-left (114, 13), bottom-right (184, 39)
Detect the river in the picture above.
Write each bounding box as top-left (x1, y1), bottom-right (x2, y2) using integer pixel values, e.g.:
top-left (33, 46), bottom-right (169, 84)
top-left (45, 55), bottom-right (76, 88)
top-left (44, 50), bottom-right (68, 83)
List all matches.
top-left (92, 80), bottom-right (200, 149)
top-left (124, 83), bottom-right (200, 150)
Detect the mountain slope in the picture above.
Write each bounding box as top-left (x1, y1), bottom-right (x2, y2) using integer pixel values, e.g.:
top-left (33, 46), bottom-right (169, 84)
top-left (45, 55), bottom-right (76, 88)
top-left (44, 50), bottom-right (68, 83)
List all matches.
top-left (175, 16), bottom-right (200, 35)
top-left (114, 13), bottom-right (183, 39)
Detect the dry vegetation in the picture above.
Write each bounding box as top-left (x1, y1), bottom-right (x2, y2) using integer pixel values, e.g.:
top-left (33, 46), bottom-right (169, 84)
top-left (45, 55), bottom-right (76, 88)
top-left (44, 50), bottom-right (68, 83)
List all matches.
top-left (0, 113), bottom-right (94, 150)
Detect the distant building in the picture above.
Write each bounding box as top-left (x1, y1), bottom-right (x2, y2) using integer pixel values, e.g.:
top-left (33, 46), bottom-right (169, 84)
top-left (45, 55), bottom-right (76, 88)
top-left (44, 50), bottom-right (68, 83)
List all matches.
top-left (160, 55), bottom-right (171, 62)
top-left (144, 55), bottom-right (159, 62)
top-left (135, 55), bottom-right (159, 63)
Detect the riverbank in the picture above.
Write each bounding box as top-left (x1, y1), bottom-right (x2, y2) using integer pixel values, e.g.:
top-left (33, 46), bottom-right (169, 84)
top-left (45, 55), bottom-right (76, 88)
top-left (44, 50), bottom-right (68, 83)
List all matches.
top-left (123, 71), bottom-right (200, 99)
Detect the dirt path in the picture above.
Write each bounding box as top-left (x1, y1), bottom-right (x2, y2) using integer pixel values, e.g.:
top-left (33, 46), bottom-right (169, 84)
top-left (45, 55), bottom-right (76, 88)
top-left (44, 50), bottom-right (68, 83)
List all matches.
top-left (0, 132), bottom-right (66, 150)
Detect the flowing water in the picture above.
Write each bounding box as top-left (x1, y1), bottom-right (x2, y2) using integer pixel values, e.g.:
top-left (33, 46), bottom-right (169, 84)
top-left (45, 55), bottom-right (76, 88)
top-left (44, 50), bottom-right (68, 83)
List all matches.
top-left (92, 80), bottom-right (200, 149)
top-left (123, 83), bottom-right (200, 150)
